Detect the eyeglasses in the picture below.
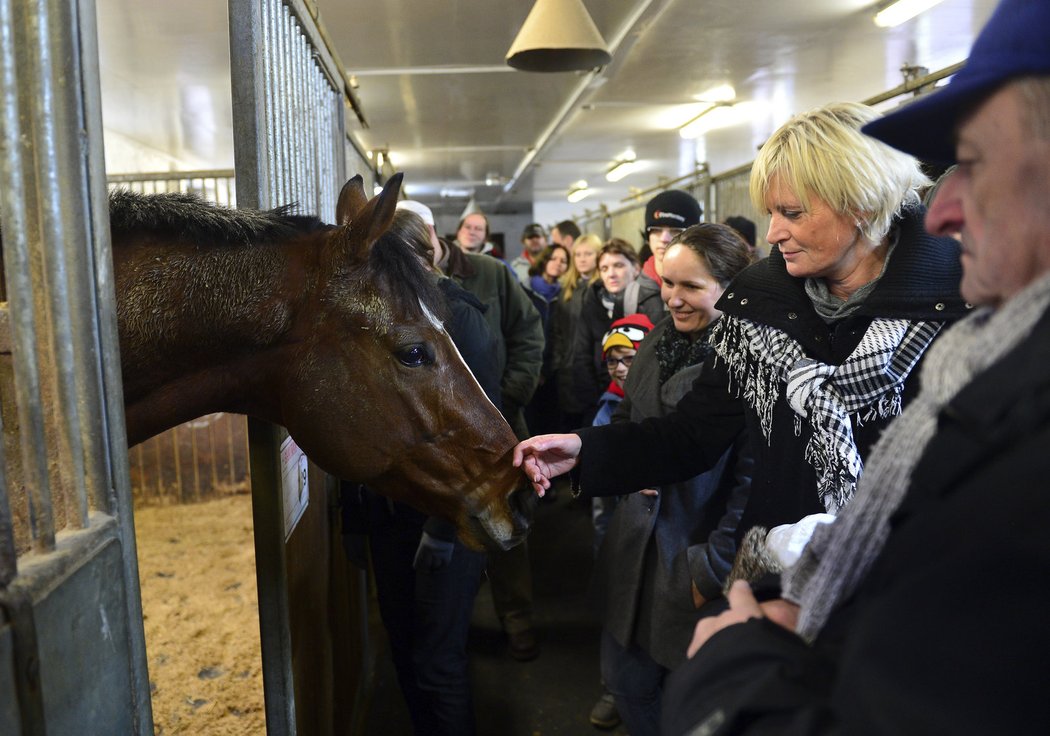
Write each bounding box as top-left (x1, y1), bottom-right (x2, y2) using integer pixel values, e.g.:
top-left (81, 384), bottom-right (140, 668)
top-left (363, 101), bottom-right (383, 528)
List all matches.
top-left (647, 227), bottom-right (685, 238)
top-left (605, 355), bottom-right (634, 369)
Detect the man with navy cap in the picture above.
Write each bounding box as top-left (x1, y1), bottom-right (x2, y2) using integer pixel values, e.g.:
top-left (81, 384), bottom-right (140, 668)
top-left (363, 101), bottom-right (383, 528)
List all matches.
top-left (662, 0), bottom-right (1050, 733)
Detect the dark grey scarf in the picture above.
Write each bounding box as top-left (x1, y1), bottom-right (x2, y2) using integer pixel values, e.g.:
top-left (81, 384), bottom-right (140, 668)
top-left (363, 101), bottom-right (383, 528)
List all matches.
top-left (655, 319), bottom-right (716, 384)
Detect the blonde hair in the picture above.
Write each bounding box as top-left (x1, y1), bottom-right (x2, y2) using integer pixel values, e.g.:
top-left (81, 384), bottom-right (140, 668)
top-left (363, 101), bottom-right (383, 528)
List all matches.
top-left (560, 232), bottom-right (602, 301)
top-left (750, 102), bottom-right (930, 244)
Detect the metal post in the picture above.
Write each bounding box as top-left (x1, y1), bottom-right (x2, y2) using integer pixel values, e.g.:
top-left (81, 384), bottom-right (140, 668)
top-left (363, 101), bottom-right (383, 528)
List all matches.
top-left (0, 0), bottom-right (152, 730)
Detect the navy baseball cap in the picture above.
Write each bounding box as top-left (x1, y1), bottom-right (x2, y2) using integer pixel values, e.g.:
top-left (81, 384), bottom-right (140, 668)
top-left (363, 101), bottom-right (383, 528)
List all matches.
top-left (863, 0), bottom-right (1050, 164)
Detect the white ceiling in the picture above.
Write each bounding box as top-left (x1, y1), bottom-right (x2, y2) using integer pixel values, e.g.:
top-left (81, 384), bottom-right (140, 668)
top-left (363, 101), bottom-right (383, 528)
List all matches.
top-left (96, 0), bottom-right (998, 226)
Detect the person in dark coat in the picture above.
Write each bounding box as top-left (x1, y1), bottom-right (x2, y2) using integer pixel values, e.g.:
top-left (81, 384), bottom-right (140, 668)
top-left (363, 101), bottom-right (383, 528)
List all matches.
top-left (435, 209), bottom-right (546, 661)
top-left (524, 244), bottom-right (570, 436)
top-left (661, 3), bottom-right (1050, 730)
top-left (592, 224), bottom-right (754, 736)
top-left (342, 205), bottom-right (500, 736)
top-left (573, 238), bottom-right (665, 421)
top-left (516, 101), bottom-right (968, 586)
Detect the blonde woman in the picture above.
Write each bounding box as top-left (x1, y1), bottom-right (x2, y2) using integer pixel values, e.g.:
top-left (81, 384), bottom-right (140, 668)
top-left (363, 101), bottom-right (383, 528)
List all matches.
top-left (551, 233), bottom-right (602, 429)
top-left (518, 101), bottom-right (970, 599)
top-left (562, 233), bottom-right (601, 301)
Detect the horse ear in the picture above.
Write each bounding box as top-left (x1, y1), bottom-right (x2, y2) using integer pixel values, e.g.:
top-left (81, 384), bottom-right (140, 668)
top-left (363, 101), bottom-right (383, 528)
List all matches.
top-left (359, 172), bottom-right (403, 245)
top-left (335, 175), bottom-right (367, 225)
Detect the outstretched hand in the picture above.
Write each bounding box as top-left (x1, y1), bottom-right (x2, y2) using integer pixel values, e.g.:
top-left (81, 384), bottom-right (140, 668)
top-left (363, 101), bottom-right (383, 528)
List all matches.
top-left (512, 433), bottom-right (583, 496)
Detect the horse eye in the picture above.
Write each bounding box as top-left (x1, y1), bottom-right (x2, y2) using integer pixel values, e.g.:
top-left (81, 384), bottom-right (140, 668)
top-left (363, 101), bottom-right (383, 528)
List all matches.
top-left (396, 343), bottom-right (433, 367)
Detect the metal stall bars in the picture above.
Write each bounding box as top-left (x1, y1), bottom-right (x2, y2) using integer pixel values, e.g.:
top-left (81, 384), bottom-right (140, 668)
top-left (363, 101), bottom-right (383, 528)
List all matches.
top-left (229, 1), bottom-right (361, 734)
top-left (0, 0), bottom-right (151, 733)
top-left (708, 162), bottom-right (770, 258)
top-left (107, 171), bottom-right (250, 507)
top-left (107, 169), bottom-right (238, 208)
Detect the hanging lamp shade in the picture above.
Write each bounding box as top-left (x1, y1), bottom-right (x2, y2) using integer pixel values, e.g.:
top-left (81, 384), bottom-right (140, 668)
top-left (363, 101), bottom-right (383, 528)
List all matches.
top-left (506, 0), bottom-right (612, 72)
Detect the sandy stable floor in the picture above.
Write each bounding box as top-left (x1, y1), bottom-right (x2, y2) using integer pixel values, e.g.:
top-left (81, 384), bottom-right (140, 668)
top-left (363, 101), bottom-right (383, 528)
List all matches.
top-left (135, 493), bottom-right (265, 735)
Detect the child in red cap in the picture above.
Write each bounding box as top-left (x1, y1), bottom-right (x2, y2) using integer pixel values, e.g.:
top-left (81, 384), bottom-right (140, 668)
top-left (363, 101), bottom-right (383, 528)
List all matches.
top-left (594, 313), bottom-right (656, 426)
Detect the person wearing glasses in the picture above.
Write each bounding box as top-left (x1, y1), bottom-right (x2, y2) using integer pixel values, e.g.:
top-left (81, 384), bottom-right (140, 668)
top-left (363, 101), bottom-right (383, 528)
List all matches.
top-left (639, 189), bottom-right (703, 285)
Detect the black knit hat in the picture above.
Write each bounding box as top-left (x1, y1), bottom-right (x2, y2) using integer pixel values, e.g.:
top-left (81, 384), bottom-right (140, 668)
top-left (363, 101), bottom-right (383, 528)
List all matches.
top-left (645, 189), bottom-right (702, 230)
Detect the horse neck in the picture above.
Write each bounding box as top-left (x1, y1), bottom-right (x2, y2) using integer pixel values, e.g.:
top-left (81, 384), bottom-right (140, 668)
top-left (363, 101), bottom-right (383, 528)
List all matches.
top-left (118, 234), bottom-right (317, 443)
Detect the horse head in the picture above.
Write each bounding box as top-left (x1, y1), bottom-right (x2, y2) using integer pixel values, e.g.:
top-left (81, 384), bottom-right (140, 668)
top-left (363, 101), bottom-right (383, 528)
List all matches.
top-left (278, 174), bottom-right (533, 551)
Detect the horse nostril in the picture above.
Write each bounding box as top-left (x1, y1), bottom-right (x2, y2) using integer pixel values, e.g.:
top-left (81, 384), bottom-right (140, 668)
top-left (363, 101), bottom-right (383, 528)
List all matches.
top-left (507, 485), bottom-right (537, 524)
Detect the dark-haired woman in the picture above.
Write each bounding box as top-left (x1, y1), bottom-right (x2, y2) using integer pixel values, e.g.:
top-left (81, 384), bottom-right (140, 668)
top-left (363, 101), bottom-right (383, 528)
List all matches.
top-left (592, 225), bottom-right (754, 736)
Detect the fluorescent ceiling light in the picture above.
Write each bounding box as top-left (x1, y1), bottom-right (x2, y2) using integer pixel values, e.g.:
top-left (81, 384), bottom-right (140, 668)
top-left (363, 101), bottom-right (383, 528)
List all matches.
top-left (605, 160), bottom-right (640, 182)
top-left (567, 180), bottom-right (591, 203)
top-left (874, 0), bottom-right (945, 27)
top-left (694, 83), bottom-right (735, 103)
top-left (605, 151), bottom-right (639, 182)
top-left (679, 101), bottom-right (759, 139)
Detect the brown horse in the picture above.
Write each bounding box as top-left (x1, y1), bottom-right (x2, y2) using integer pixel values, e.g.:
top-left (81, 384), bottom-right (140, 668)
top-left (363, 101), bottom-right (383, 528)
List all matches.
top-left (112, 174), bottom-right (531, 550)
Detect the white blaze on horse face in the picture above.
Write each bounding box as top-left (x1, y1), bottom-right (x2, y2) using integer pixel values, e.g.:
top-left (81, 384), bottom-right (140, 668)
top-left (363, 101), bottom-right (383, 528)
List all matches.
top-left (418, 298), bottom-right (500, 414)
top-left (419, 299), bottom-right (444, 332)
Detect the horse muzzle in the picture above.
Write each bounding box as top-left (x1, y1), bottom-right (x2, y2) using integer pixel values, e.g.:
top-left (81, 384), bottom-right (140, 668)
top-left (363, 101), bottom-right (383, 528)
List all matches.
top-left (469, 483), bottom-right (535, 552)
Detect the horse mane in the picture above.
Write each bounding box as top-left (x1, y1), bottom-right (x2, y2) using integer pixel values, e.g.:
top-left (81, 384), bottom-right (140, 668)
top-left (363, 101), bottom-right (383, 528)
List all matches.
top-left (103, 188), bottom-right (445, 326)
top-left (368, 229), bottom-right (447, 324)
top-left (108, 189), bottom-right (330, 245)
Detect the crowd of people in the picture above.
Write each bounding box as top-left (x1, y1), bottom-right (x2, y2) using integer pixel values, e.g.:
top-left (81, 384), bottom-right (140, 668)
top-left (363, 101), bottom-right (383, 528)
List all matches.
top-left (347, 0), bottom-right (1050, 732)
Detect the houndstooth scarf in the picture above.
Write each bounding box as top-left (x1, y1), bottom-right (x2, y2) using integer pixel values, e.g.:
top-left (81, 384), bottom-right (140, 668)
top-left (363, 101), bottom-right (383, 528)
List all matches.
top-left (783, 271), bottom-right (1050, 641)
top-left (712, 315), bottom-right (942, 512)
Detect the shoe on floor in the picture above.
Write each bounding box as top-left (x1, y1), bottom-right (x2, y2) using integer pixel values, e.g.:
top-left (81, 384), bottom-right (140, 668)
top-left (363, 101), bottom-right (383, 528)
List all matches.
top-left (589, 691), bottom-right (620, 730)
top-left (507, 628), bottom-right (539, 661)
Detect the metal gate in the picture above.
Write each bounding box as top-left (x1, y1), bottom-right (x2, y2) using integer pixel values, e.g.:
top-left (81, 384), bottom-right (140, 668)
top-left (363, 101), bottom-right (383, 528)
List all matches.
top-left (229, 1), bottom-right (376, 734)
top-left (0, 0), bottom-right (151, 733)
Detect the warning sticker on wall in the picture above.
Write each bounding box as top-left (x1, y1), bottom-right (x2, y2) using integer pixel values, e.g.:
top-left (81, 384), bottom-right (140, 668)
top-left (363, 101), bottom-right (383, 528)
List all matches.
top-left (280, 435), bottom-right (309, 541)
